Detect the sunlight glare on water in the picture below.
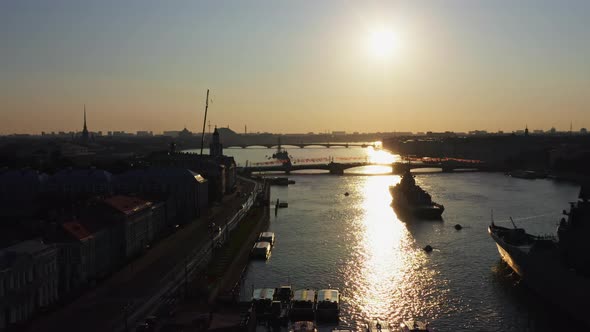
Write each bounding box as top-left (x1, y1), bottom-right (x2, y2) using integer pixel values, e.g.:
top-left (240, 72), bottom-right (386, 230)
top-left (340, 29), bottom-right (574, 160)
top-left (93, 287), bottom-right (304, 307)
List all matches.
top-left (344, 175), bottom-right (442, 325)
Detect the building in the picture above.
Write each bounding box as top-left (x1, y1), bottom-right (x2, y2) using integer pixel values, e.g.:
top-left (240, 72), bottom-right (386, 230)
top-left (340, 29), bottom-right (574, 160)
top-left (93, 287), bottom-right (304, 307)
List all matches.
top-left (51, 221), bottom-right (96, 297)
top-left (0, 240), bottom-right (59, 330)
top-left (0, 169), bottom-right (48, 219)
top-left (47, 168), bottom-right (113, 198)
top-left (210, 127), bottom-right (237, 193)
top-left (102, 195), bottom-right (154, 259)
top-left (115, 168), bottom-right (208, 223)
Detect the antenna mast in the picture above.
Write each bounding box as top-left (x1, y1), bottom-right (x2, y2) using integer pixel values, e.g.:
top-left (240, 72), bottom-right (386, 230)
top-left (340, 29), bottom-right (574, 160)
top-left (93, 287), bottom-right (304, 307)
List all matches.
top-left (200, 89), bottom-right (210, 156)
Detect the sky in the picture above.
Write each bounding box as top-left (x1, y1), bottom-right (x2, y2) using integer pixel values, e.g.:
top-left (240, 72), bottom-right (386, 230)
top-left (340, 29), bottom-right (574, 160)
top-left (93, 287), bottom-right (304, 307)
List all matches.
top-left (1, 0), bottom-right (589, 134)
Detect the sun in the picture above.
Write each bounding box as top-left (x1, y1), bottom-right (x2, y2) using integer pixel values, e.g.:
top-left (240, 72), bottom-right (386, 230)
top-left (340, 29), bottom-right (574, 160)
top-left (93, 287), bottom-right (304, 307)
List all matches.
top-left (369, 27), bottom-right (400, 58)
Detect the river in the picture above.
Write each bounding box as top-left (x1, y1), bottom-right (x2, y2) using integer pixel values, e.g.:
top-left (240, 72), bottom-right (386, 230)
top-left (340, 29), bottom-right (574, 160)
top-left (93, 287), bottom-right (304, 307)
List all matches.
top-left (188, 145), bottom-right (581, 332)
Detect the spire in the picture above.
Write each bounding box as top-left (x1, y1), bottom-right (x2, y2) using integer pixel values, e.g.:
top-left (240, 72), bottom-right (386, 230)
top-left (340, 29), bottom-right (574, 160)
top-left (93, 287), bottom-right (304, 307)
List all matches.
top-left (83, 104), bottom-right (87, 131)
top-left (82, 104), bottom-right (89, 143)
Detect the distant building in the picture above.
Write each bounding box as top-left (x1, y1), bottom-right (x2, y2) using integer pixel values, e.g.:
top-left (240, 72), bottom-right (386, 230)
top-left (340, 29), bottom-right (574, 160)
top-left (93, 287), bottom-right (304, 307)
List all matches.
top-left (178, 127), bottom-right (193, 139)
top-left (162, 131), bottom-right (180, 137)
top-left (0, 240), bottom-right (59, 330)
top-left (136, 131), bottom-right (153, 137)
top-left (581, 128), bottom-right (588, 135)
top-left (47, 168), bottom-right (113, 198)
top-left (332, 131), bottom-right (346, 135)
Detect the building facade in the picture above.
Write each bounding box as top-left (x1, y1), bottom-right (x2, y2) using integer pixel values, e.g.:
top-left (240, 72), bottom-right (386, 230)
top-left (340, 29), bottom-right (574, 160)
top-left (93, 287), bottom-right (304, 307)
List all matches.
top-left (0, 240), bottom-right (59, 330)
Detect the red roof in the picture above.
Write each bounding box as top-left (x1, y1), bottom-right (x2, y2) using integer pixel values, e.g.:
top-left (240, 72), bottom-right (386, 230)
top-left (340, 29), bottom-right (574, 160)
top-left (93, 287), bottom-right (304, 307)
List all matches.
top-left (103, 195), bottom-right (152, 216)
top-left (62, 222), bottom-right (92, 240)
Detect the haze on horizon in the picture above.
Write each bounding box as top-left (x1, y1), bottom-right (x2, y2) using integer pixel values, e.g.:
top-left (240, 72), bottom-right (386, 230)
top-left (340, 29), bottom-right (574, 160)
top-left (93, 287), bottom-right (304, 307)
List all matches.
top-left (1, 0), bottom-right (589, 135)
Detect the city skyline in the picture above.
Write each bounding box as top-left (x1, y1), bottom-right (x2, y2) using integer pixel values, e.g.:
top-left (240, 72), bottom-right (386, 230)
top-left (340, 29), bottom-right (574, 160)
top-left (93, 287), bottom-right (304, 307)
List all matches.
top-left (2, 1), bottom-right (590, 134)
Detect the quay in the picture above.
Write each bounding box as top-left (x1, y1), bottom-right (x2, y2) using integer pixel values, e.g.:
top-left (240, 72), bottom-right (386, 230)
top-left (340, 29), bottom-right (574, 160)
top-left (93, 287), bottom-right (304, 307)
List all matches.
top-left (24, 176), bottom-right (270, 332)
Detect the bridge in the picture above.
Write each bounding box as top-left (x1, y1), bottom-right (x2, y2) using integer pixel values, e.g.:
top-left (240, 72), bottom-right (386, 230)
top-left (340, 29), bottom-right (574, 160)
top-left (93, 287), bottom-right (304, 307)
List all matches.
top-left (239, 160), bottom-right (488, 175)
top-left (225, 142), bottom-right (375, 149)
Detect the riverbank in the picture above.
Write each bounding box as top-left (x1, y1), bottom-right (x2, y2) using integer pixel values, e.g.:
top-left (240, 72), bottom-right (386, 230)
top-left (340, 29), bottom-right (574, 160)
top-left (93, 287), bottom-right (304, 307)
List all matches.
top-left (162, 181), bottom-right (271, 330)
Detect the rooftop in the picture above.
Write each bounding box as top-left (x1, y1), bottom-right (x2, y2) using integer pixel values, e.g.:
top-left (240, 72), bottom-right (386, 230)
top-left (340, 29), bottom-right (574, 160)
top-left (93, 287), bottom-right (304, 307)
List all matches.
top-left (103, 195), bottom-right (152, 216)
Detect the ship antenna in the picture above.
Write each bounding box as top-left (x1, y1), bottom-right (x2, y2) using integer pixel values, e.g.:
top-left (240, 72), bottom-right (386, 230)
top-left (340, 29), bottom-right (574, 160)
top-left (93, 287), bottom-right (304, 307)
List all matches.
top-left (509, 217), bottom-right (518, 229)
top-left (490, 209), bottom-right (494, 226)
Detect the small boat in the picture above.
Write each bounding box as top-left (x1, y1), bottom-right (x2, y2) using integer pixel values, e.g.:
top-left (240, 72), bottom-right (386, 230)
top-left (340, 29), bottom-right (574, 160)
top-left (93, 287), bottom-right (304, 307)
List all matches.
top-left (251, 242), bottom-right (272, 260)
top-left (274, 285), bottom-right (293, 303)
top-left (289, 321), bottom-right (317, 332)
top-left (366, 320), bottom-right (392, 332)
top-left (271, 300), bottom-right (289, 325)
top-left (315, 289), bottom-right (340, 321)
top-left (258, 232), bottom-right (275, 246)
top-left (271, 285), bottom-right (292, 325)
top-left (252, 288), bottom-right (276, 318)
top-left (290, 289), bottom-right (316, 320)
top-left (399, 320), bottom-right (433, 332)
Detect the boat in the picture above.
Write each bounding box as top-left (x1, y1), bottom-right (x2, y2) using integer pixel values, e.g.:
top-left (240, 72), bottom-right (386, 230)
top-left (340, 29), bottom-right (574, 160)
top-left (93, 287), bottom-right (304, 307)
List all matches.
top-left (272, 137), bottom-right (292, 166)
top-left (251, 242), bottom-right (272, 260)
top-left (315, 289), bottom-right (340, 322)
top-left (488, 186), bottom-right (590, 326)
top-left (290, 289), bottom-right (316, 320)
top-left (289, 321), bottom-right (317, 332)
top-left (270, 285), bottom-right (292, 325)
top-left (389, 169), bottom-right (444, 219)
top-left (399, 320), bottom-right (433, 332)
top-left (274, 285), bottom-right (293, 303)
top-left (366, 320), bottom-right (392, 332)
top-left (266, 177), bottom-right (292, 186)
top-left (252, 288), bottom-right (276, 319)
top-left (258, 232), bottom-right (275, 246)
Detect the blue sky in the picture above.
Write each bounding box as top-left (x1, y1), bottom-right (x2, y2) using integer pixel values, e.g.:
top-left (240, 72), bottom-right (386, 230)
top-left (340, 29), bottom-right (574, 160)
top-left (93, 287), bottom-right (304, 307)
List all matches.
top-left (1, 0), bottom-right (589, 134)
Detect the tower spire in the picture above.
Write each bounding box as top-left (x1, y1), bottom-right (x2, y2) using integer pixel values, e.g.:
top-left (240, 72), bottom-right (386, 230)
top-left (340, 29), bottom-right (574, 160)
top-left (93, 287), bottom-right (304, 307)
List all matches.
top-left (82, 104), bottom-right (89, 143)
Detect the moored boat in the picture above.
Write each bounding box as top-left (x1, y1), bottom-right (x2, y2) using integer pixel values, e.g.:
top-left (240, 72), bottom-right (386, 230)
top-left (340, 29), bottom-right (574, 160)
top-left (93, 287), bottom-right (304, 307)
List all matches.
top-left (366, 320), bottom-right (392, 332)
top-left (399, 320), bottom-right (432, 332)
top-left (289, 321), bottom-right (317, 332)
top-left (315, 289), bottom-right (340, 321)
top-left (252, 288), bottom-right (276, 319)
top-left (290, 289), bottom-right (316, 320)
top-left (488, 186), bottom-right (590, 327)
top-left (258, 232), bottom-right (275, 246)
top-left (251, 242), bottom-right (272, 260)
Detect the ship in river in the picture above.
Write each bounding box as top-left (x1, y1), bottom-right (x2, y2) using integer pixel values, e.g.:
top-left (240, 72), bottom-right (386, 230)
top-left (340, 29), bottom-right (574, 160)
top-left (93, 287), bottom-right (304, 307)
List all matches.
top-left (488, 186), bottom-right (590, 326)
top-left (389, 169), bottom-right (444, 219)
top-left (272, 137), bottom-right (291, 165)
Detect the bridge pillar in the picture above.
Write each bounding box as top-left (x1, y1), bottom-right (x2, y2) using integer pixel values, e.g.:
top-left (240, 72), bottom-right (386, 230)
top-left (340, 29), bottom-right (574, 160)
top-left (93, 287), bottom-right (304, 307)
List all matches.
top-left (328, 162), bottom-right (344, 175)
top-left (441, 166), bottom-right (454, 173)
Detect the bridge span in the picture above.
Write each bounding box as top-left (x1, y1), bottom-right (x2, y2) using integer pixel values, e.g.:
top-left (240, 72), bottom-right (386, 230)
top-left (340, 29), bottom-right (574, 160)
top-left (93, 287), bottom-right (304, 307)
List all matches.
top-left (239, 160), bottom-right (488, 175)
top-left (225, 142), bottom-right (375, 149)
